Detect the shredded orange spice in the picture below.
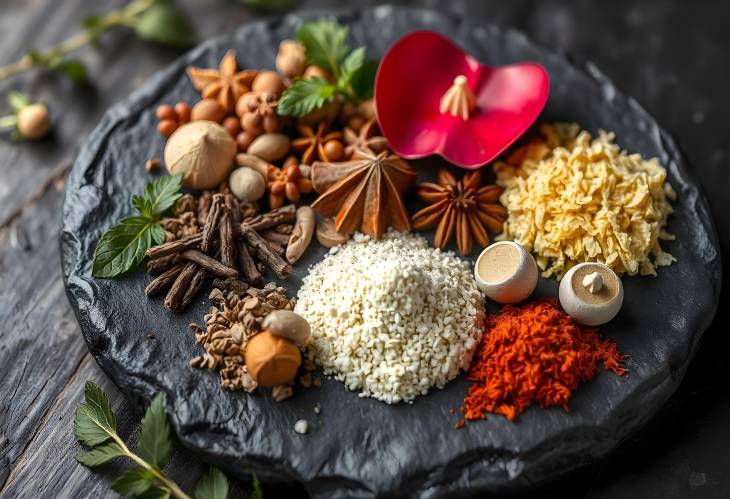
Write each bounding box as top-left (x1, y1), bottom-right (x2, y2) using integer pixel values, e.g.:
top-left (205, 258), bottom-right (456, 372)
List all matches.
top-left (462, 298), bottom-right (626, 423)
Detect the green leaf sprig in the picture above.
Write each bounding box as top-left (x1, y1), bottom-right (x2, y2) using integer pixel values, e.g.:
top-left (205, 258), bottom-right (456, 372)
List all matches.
top-left (0, 0), bottom-right (195, 82)
top-left (277, 19), bottom-right (378, 117)
top-left (74, 381), bottom-right (234, 499)
top-left (92, 173), bottom-right (182, 278)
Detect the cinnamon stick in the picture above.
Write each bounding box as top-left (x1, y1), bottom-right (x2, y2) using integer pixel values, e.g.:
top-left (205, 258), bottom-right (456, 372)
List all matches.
top-left (145, 262), bottom-right (186, 296)
top-left (241, 226), bottom-right (292, 278)
top-left (220, 195), bottom-right (237, 268)
top-left (164, 262), bottom-right (198, 311)
top-left (201, 193), bottom-right (223, 253)
top-left (240, 204), bottom-right (296, 233)
top-left (181, 249), bottom-right (238, 278)
top-left (146, 234), bottom-right (202, 259)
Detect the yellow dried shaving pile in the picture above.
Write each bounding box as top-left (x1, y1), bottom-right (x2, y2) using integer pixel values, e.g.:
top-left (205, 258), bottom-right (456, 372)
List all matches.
top-left (494, 123), bottom-right (676, 278)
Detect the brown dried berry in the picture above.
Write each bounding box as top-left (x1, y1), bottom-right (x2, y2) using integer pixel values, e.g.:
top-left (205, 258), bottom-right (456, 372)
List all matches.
top-left (145, 158), bottom-right (160, 173)
top-left (157, 119), bottom-right (178, 137)
top-left (251, 71), bottom-right (285, 96)
top-left (242, 112), bottom-right (264, 135)
top-left (235, 131), bottom-right (256, 152)
top-left (174, 102), bottom-right (191, 123)
top-left (323, 140), bottom-right (345, 162)
top-left (223, 116), bottom-right (242, 137)
top-left (156, 104), bottom-right (177, 121)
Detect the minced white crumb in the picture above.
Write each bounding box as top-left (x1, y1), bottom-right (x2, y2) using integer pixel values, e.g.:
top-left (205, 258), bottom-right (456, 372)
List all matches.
top-left (295, 230), bottom-right (485, 404)
top-left (294, 419), bottom-right (309, 434)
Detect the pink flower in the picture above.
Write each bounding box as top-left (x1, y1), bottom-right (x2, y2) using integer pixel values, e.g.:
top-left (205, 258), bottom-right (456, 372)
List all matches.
top-left (375, 31), bottom-right (550, 169)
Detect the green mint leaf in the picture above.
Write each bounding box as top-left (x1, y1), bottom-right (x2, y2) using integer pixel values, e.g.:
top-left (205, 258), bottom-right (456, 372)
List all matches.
top-left (195, 467), bottom-right (229, 499)
top-left (277, 77), bottom-right (336, 117)
top-left (0, 115), bottom-right (18, 129)
top-left (76, 441), bottom-right (125, 467)
top-left (142, 173), bottom-right (183, 217)
top-left (250, 472), bottom-right (263, 499)
top-left (339, 47), bottom-right (365, 82)
top-left (73, 381), bottom-right (118, 447)
top-left (8, 90), bottom-right (30, 112)
top-left (132, 1), bottom-right (196, 48)
top-left (137, 487), bottom-right (171, 499)
top-left (111, 468), bottom-right (154, 496)
top-left (91, 216), bottom-right (165, 278)
top-left (349, 60), bottom-right (378, 100)
top-left (132, 195), bottom-right (154, 219)
top-left (137, 393), bottom-right (172, 470)
top-left (297, 19), bottom-right (349, 76)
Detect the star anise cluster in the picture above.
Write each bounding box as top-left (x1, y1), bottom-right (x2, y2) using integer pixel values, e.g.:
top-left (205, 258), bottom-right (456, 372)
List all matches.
top-left (411, 168), bottom-right (507, 255)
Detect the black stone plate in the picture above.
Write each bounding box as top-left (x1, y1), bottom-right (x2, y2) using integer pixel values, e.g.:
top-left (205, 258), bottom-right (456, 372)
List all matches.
top-left (61, 6), bottom-right (722, 497)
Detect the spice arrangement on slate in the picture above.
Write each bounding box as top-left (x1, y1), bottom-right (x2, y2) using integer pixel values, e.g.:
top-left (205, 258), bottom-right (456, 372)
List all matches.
top-left (61, 7), bottom-right (720, 496)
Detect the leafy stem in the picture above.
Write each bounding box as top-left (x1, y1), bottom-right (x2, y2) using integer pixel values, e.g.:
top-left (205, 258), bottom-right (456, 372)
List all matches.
top-left (0, 0), bottom-right (194, 82)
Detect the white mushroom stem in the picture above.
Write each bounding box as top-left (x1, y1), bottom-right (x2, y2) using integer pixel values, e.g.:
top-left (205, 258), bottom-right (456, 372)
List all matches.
top-left (582, 271), bottom-right (604, 294)
top-left (439, 75), bottom-right (476, 120)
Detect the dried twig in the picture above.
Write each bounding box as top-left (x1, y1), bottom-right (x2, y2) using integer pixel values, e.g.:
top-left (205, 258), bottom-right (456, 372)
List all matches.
top-left (180, 249), bottom-right (238, 278)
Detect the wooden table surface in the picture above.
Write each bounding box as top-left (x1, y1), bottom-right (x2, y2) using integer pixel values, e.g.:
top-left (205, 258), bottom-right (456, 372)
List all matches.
top-left (1, 1), bottom-right (728, 497)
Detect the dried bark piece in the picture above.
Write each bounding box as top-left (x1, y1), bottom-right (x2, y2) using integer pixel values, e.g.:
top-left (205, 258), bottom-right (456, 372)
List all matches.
top-left (241, 204), bottom-right (296, 232)
top-left (219, 195), bottom-right (237, 268)
top-left (180, 266), bottom-right (210, 310)
top-left (147, 253), bottom-right (183, 275)
top-left (261, 229), bottom-right (290, 246)
top-left (181, 250), bottom-right (238, 278)
top-left (237, 241), bottom-right (263, 286)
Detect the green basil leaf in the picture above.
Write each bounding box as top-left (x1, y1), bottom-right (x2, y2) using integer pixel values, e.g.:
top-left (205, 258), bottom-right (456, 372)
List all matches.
top-left (73, 381), bottom-right (118, 447)
top-left (91, 216), bottom-right (165, 278)
top-left (349, 60), bottom-right (379, 100)
top-left (76, 441), bottom-right (125, 467)
top-left (194, 467), bottom-right (229, 499)
top-left (132, 1), bottom-right (196, 48)
top-left (137, 393), bottom-right (172, 470)
top-left (111, 468), bottom-right (155, 496)
top-left (297, 19), bottom-right (349, 76)
top-left (277, 77), bottom-right (336, 117)
top-left (339, 46), bottom-right (365, 84)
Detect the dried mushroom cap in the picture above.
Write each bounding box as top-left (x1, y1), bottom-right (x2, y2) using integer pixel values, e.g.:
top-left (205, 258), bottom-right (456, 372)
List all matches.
top-left (164, 121), bottom-right (236, 190)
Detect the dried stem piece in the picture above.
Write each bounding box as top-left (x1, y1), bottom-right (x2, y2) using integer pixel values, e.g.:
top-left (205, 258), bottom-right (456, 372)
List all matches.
top-left (146, 233), bottom-right (202, 259)
top-left (241, 226), bottom-right (292, 278)
top-left (241, 204), bottom-right (296, 232)
top-left (147, 253), bottom-right (183, 275)
top-left (219, 195), bottom-right (237, 268)
top-left (181, 250), bottom-right (238, 278)
top-left (164, 262), bottom-right (199, 311)
top-left (180, 267), bottom-right (209, 310)
top-left (201, 193), bottom-right (223, 253)
top-left (145, 262), bottom-right (186, 296)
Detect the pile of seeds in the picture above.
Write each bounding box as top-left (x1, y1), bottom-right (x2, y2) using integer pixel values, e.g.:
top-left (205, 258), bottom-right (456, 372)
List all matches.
top-left (190, 278), bottom-right (299, 396)
top-left (295, 230), bottom-right (485, 403)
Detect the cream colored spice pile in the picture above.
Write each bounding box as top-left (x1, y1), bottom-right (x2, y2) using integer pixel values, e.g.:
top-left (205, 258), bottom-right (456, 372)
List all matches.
top-left (494, 123), bottom-right (676, 278)
top-left (295, 230), bottom-right (484, 404)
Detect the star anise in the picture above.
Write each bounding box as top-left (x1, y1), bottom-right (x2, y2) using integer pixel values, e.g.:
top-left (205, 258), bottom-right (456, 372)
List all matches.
top-left (187, 50), bottom-right (258, 113)
top-left (291, 122), bottom-right (342, 164)
top-left (411, 168), bottom-right (507, 255)
top-left (343, 119), bottom-right (388, 158)
top-left (310, 148), bottom-right (417, 239)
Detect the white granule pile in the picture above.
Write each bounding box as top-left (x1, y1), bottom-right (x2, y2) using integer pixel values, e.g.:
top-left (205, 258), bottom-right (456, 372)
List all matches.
top-left (295, 230), bottom-right (485, 404)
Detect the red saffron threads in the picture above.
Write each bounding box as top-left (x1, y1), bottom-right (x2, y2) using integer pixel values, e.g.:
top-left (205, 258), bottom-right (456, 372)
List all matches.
top-left (462, 298), bottom-right (626, 422)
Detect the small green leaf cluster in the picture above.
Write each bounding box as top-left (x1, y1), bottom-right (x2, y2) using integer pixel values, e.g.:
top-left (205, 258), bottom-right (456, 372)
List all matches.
top-left (277, 19), bottom-right (378, 117)
top-left (74, 381), bottom-right (233, 499)
top-left (92, 174), bottom-right (183, 278)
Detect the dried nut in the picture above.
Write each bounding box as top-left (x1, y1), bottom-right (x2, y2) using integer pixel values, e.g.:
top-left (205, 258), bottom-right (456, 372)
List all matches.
top-left (357, 98), bottom-right (375, 120)
top-left (262, 310), bottom-right (311, 344)
top-left (17, 103), bottom-right (50, 140)
top-left (157, 119), bottom-right (178, 137)
top-left (286, 206), bottom-right (315, 264)
top-left (244, 331), bottom-right (301, 387)
top-left (322, 140), bottom-right (345, 162)
top-left (235, 153), bottom-right (273, 179)
top-left (229, 167), bottom-right (266, 202)
top-left (164, 121), bottom-right (236, 190)
top-left (190, 98), bottom-right (226, 123)
top-left (316, 217), bottom-right (348, 247)
top-left (235, 131), bottom-right (256, 152)
top-left (247, 133), bottom-right (291, 162)
top-left (303, 65), bottom-right (332, 82)
top-left (251, 71), bottom-right (286, 96)
top-left (156, 104), bottom-right (177, 121)
top-left (276, 40), bottom-right (307, 78)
